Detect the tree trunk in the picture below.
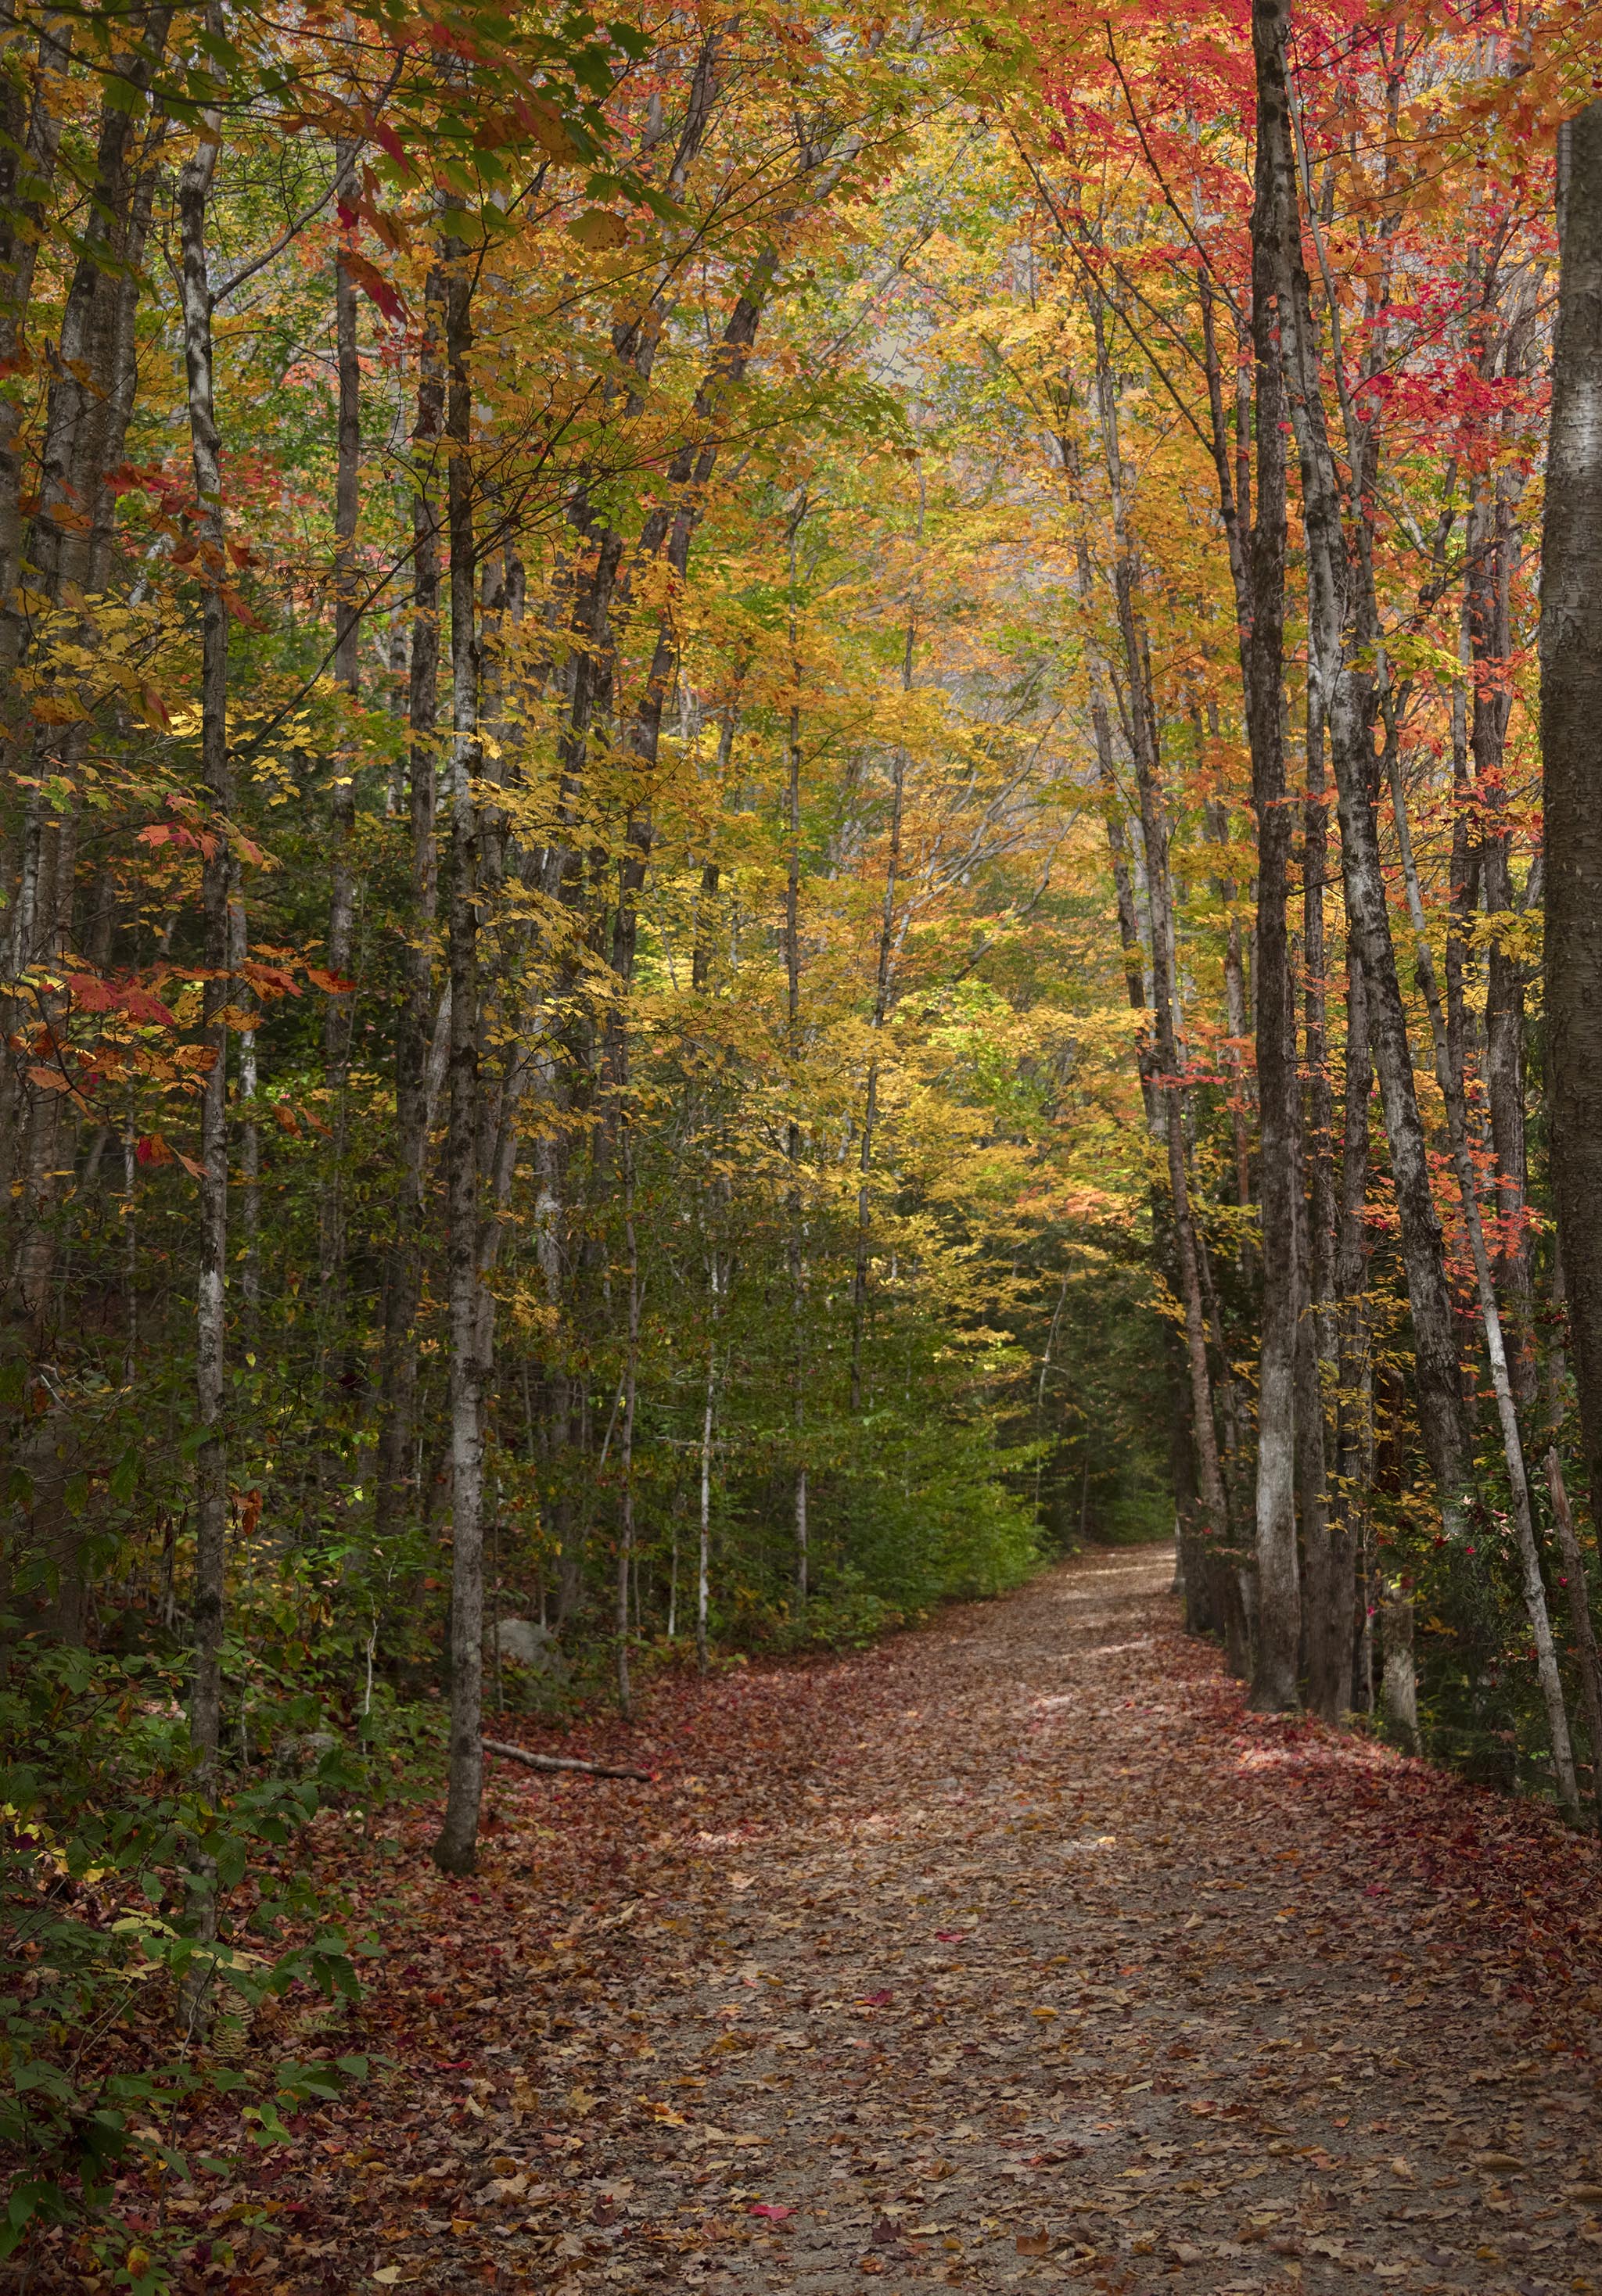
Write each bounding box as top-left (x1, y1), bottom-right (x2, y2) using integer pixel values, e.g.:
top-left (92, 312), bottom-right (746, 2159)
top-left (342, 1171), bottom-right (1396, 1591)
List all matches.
top-left (318, 140), bottom-right (362, 1315)
top-left (852, 746), bottom-right (904, 1412)
top-left (1471, 467), bottom-right (1536, 1403)
top-left (616, 1167), bottom-right (640, 1719)
top-left (178, 114), bottom-right (230, 1792)
top-left (1542, 101), bottom-right (1602, 1537)
top-left (1245, 1), bottom-right (1301, 1707)
top-left (1325, 944), bottom-right (1373, 1720)
top-left (0, 6), bottom-right (69, 666)
top-left (432, 226), bottom-right (485, 1877)
top-left (786, 556), bottom-right (809, 1602)
top-left (374, 261), bottom-right (445, 1547)
top-left (1298, 698), bottom-right (1341, 1718)
top-left (1380, 1576), bottom-right (1419, 1754)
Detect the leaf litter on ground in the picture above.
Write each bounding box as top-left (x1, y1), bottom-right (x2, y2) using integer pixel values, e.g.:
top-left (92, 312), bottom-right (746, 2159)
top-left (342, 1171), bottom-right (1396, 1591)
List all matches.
top-left (31, 1544), bottom-right (1602, 2294)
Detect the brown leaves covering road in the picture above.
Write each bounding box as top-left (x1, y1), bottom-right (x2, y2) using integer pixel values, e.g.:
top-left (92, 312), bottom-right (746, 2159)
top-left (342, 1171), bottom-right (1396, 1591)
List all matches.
top-left (122, 1546), bottom-right (1602, 2291)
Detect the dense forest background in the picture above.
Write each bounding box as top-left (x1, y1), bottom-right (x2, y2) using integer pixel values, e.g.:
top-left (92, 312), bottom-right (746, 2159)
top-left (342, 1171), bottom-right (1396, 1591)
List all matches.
top-left (4, 0), bottom-right (1602, 2277)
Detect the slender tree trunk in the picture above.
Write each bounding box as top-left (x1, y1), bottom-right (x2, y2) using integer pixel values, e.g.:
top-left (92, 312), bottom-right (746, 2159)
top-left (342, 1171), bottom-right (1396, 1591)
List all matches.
top-left (318, 142), bottom-right (363, 1390)
top-left (232, 892), bottom-right (259, 1342)
top-left (785, 560), bottom-right (808, 1602)
top-left (616, 1160), bottom-right (639, 1718)
top-left (1380, 1576), bottom-right (1419, 1754)
top-left (697, 1265), bottom-right (720, 1676)
top-left (179, 115), bottom-right (230, 1792)
top-left (1331, 945), bottom-right (1373, 1717)
top-left (852, 750), bottom-right (904, 1412)
top-left (1245, 6), bottom-right (1301, 1707)
top-left (0, 7), bottom-right (68, 667)
top-left (1542, 102), bottom-right (1602, 1537)
top-left (1301, 698), bottom-right (1345, 1719)
top-left (1203, 797), bottom-right (1254, 1250)
top-left (852, 483), bottom-right (919, 1411)
top-left (433, 225), bottom-right (484, 1877)
top-left (1470, 469), bottom-right (1536, 1400)
top-left (375, 262), bottom-right (445, 1546)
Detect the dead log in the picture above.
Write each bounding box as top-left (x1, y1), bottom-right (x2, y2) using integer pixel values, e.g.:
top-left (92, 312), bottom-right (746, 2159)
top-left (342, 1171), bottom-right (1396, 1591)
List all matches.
top-left (483, 1738), bottom-right (651, 1783)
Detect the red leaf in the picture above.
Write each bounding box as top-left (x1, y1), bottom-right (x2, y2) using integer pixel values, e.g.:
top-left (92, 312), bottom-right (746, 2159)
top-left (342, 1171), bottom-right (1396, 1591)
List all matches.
top-left (66, 974), bottom-right (119, 1013)
top-left (749, 2205), bottom-right (794, 2222)
top-left (342, 248), bottom-right (407, 325)
top-left (371, 118), bottom-right (406, 167)
top-left (136, 1134), bottom-right (174, 1166)
top-left (119, 986), bottom-right (179, 1027)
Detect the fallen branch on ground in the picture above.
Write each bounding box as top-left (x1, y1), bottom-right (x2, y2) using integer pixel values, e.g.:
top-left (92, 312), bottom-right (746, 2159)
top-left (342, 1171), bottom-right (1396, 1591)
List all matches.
top-left (483, 1738), bottom-right (652, 1782)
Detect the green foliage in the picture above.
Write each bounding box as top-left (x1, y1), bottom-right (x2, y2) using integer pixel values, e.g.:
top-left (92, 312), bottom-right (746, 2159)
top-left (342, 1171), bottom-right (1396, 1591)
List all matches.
top-left (0, 1638), bottom-right (368, 2287)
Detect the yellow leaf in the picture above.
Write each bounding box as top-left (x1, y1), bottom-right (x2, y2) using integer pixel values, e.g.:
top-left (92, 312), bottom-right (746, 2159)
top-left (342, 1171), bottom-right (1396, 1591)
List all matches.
top-left (568, 208), bottom-right (627, 251)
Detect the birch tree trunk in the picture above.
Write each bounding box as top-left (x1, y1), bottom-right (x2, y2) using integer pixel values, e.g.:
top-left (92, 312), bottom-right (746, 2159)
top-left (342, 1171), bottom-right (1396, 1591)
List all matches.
top-left (1245, 0), bottom-right (1302, 1706)
top-left (1331, 945), bottom-right (1374, 1716)
top-left (432, 224), bottom-right (485, 1876)
top-left (1301, 700), bottom-right (1345, 1720)
top-left (179, 113), bottom-right (231, 1792)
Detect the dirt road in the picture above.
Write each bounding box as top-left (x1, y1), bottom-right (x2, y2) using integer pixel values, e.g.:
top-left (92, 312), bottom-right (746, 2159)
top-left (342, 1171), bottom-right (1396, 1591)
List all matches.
top-left (284, 1546), bottom-right (1602, 2294)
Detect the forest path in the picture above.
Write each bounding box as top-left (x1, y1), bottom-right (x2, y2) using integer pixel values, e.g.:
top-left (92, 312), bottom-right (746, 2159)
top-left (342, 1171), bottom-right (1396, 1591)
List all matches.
top-left (347, 1547), bottom-right (1602, 2296)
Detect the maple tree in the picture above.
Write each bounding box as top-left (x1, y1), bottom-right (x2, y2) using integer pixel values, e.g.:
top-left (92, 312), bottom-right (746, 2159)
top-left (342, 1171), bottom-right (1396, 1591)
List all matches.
top-left (2, 0), bottom-right (1602, 2281)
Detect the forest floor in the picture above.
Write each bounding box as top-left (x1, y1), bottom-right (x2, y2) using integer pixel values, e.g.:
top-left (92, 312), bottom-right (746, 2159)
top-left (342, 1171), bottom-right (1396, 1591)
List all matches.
top-left (98, 1544), bottom-right (1602, 2294)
